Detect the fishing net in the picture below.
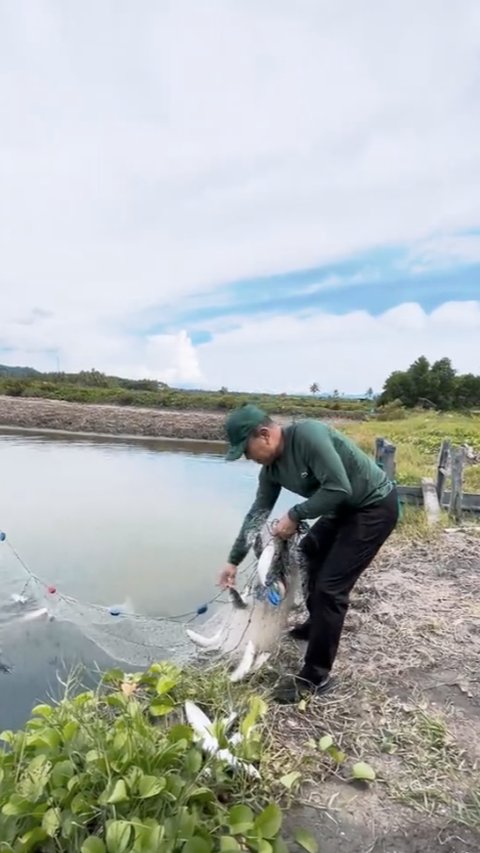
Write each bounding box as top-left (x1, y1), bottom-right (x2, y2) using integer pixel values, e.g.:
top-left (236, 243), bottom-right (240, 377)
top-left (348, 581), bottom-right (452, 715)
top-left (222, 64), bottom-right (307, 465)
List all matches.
top-left (1, 521), bottom-right (310, 673)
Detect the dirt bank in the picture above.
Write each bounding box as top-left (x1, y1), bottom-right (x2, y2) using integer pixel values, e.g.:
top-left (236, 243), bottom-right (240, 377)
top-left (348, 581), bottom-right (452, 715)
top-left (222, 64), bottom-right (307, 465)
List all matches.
top-left (0, 396), bottom-right (349, 443)
top-left (0, 396), bottom-right (234, 442)
top-left (273, 530), bottom-right (480, 852)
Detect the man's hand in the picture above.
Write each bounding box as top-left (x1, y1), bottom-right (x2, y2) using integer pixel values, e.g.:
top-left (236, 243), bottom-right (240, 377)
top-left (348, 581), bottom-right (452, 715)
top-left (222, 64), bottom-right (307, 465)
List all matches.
top-left (218, 563), bottom-right (238, 589)
top-left (274, 513), bottom-right (298, 539)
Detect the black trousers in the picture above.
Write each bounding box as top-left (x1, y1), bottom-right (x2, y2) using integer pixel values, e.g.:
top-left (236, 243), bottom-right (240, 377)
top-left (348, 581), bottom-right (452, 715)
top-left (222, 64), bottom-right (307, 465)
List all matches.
top-left (300, 487), bottom-right (399, 677)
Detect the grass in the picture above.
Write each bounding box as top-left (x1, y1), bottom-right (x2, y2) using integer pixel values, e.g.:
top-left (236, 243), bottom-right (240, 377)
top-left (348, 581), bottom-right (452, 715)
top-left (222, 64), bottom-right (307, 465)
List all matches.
top-left (340, 412), bottom-right (480, 491)
top-left (0, 376), bottom-right (370, 420)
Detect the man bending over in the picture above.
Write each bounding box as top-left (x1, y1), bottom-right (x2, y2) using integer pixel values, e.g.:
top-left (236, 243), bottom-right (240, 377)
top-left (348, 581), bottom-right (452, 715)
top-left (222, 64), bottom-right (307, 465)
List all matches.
top-left (218, 404), bottom-right (398, 703)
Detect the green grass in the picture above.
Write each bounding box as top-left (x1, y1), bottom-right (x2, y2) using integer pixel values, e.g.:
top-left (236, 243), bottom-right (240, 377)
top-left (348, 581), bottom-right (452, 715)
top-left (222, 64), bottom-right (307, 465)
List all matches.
top-left (0, 376), bottom-right (369, 419)
top-left (341, 412), bottom-right (480, 491)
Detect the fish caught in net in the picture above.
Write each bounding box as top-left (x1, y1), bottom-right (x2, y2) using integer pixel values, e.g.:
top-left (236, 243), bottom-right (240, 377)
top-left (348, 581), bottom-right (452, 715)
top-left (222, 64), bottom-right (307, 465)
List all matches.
top-left (1, 520), bottom-right (310, 678)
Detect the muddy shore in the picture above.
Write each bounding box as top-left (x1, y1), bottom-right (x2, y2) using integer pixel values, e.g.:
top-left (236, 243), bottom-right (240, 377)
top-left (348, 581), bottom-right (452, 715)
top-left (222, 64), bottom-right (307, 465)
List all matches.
top-left (0, 395), bottom-right (313, 443)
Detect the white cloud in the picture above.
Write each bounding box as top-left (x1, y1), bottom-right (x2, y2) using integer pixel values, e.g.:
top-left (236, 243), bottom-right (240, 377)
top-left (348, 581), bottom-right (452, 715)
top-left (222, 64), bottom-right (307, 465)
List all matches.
top-left (1, 1), bottom-right (480, 383)
top-left (197, 301), bottom-right (480, 394)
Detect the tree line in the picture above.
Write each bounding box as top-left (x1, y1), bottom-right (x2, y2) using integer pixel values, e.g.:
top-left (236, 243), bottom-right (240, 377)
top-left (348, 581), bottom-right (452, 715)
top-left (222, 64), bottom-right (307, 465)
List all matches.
top-left (378, 356), bottom-right (480, 410)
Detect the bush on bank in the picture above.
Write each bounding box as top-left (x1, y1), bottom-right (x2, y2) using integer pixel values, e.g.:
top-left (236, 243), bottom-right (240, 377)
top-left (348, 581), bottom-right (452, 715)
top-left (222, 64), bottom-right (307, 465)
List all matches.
top-left (0, 663), bottom-right (312, 853)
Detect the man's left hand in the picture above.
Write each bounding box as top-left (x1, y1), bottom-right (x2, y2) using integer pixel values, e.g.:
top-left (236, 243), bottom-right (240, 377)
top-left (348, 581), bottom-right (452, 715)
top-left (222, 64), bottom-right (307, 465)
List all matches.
top-left (274, 513), bottom-right (298, 539)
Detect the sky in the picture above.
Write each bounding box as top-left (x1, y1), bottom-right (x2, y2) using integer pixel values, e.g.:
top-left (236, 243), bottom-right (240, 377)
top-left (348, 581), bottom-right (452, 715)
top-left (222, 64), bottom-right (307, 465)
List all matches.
top-left (1, 0), bottom-right (480, 395)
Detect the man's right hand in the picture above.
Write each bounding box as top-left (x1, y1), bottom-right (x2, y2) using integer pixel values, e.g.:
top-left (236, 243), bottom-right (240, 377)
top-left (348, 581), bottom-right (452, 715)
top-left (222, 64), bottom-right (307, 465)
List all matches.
top-left (218, 563), bottom-right (237, 589)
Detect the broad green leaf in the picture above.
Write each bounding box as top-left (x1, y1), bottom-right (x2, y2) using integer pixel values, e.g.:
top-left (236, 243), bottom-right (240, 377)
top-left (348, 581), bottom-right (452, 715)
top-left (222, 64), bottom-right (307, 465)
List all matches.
top-left (63, 720), bottom-right (79, 741)
top-left (228, 804), bottom-right (254, 835)
top-left (185, 747), bottom-right (203, 775)
top-left (106, 694), bottom-right (127, 710)
top-left (42, 807), bottom-right (61, 837)
top-left (182, 838), bottom-right (212, 853)
top-left (156, 675), bottom-right (177, 695)
top-left (273, 839), bottom-right (289, 853)
top-left (81, 838), bottom-right (107, 853)
top-left (28, 727), bottom-right (61, 749)
top-left (318, 735), bottom-right (334, 752)
top-left (168, 723), bottom-right (193, 743)
top-left (137, 775), bottom-right (166, 799)
top-left (18, 827), bottom-right (48, 850)
top-left (32, 704), bottom-right (53, 719)
top-left (103, 779), bottom-right (129, 804)
top-left (149, 700), bottom-right (174, 717)
top-left (0, 730), bottom-right (14, 745)
top-left (219, 837), bottom-right (241, 851)
top-left (257, 842), bottom-right (273, 853)
top-left (86, 749), bottom-right (101, 763)
top-left (52, 759), bottom-right (75, 787)
top-left (102, 668), bottom-right (125, 683)
top-left (279, 771), bottom-right (301, 790)
top-left (352, 762), bottom-right (376, 782)
top-left (178, 805), bottom-right (196, 837)
top-left (254, 803), bottom-right (282, 839)
top-left (293, 828), bottom-right (318, 853)
top-left (187, 787), bottom-right (215, 804)
top-left (2, 794), bottom-right (34, 816)
top-left (106, 820), bottom-right (133, 853)
top-left (113, 731), bottom-right (128, 751)
top-left (133, 819), bottom-right (164, 852)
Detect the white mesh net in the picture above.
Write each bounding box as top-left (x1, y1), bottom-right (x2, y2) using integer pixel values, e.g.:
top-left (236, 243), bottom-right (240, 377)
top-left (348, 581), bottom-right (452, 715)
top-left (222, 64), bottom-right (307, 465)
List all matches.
top-left (1, 521), bottom-right (310, 674)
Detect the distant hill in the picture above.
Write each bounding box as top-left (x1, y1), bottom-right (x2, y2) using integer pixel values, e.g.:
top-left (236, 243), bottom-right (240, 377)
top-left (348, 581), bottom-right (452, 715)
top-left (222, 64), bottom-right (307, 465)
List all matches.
top-left (0, 364), bottom-right (41, 378)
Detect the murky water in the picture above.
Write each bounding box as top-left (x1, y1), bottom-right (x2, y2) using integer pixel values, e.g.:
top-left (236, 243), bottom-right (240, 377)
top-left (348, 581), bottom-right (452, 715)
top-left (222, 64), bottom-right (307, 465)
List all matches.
top-left (0, 428), bottom-right (294, 730)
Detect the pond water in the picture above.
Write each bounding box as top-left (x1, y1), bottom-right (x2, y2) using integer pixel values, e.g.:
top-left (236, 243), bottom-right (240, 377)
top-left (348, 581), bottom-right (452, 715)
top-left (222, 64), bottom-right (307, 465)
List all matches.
top-left (0, 428), bottom-right (295, 731)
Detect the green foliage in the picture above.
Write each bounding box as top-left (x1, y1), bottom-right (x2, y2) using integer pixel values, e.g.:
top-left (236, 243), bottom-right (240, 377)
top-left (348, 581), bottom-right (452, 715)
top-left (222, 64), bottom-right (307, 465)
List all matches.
top-left (0, 367), bottom-right (369, 419)
top-left (0, 663), bottom-right (309, 852)
top-left (379, 356), bottom-right (480, 410)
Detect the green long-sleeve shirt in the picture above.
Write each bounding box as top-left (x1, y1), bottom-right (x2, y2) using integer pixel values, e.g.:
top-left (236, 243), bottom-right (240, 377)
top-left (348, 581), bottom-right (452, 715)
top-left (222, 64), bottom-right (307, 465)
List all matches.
top-left (227, 419), bottom-right (392, 566)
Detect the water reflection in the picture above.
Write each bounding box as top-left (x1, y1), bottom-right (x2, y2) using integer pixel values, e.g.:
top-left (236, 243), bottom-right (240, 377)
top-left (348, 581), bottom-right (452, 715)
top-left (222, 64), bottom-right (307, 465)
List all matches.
top-left (0, 428), bottom-right (293, 730)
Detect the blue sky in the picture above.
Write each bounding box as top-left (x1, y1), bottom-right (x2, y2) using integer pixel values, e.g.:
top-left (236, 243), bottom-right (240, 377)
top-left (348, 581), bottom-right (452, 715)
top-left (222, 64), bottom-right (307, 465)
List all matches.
top-left (141, 241), bottom-right (480, 344)
top-left (1, 1), bottom-right (480, 394)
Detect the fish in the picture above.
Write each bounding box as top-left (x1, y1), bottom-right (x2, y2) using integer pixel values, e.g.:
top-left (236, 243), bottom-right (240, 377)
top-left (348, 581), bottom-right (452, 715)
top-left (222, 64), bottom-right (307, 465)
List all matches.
top-left (184, 699), bottom-right (259, 778)
top-left (185, 519), bottom-right (311, 681)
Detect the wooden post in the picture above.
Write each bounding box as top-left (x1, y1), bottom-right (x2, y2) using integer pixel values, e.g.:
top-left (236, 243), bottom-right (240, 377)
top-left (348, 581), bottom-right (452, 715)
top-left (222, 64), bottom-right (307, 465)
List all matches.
top-left (449, 447), bottom-right (465, 523)
top-left (421, 478), bottom-right (441, 526)
top-left (436, 439), bottom-right (451, 503)
top-left (375, 437), bottom-right (397, 482)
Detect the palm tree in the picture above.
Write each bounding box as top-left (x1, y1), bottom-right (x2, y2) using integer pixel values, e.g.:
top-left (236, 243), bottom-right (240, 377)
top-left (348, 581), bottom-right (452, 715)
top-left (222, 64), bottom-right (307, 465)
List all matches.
top-left (310, 382), bottom-right (319, 395)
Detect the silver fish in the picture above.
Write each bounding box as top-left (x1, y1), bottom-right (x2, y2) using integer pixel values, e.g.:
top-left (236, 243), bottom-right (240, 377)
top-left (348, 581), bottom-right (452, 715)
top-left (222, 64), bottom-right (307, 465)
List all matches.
top-left (185, 519), bottom-right (310, 681)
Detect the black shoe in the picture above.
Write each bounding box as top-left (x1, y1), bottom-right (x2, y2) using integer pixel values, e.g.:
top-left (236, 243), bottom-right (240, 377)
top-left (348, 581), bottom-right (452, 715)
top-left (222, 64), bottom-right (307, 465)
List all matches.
top-left (272, 668), bottom-right (331, 704)
top-left (288, 620), bottom-right (311, 641)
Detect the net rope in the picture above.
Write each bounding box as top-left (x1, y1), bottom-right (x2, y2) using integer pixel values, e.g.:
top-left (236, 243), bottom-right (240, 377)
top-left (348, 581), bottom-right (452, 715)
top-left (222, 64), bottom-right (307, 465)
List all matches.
top-left (1, 524), bottom-right (307, 671)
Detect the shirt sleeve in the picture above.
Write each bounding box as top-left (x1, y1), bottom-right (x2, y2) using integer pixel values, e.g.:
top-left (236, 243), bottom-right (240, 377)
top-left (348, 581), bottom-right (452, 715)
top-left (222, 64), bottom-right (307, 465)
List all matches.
top-left (227, 468), bottom-right (281, 566)
top-left (287, 422), bottom-right (352, 521)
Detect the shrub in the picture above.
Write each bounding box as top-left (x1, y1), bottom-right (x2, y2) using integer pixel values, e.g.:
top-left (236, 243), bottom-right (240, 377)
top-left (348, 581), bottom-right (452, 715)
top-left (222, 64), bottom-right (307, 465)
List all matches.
top-left (3, 380), bottom-right (27, 397)
top-left (375, 399), bottom-right (407, 421)
top-left (0, 663), bottom-right (297, 853)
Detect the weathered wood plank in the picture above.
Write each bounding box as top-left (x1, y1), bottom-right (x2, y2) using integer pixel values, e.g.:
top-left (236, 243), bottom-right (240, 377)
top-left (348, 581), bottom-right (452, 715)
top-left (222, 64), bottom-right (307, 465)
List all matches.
top-left (395, 485), bottom-right (480, 513)
top-left (449, 447), bottom-right (465, 523)
top-left (436, 439), bottom-right (451, 502)
top-left (421, 478), bottom-right (441, 525)
top-left (375, 437), bottom-right (397, 481)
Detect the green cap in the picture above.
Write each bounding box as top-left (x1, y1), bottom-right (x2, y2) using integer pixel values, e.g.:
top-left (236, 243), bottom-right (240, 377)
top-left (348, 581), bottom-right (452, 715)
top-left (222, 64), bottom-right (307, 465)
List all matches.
top-left (224, 404), bottom-right (268, 461)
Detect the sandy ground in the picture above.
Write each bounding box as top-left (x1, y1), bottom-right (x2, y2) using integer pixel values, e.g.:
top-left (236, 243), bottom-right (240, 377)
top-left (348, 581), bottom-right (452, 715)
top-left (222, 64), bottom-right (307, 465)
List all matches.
top-left (264, 530), bottom-right (480, 852)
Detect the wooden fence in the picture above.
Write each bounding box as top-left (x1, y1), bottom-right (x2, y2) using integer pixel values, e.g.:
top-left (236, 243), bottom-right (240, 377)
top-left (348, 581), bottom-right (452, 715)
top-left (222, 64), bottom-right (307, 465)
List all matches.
top-left (375, 437), bottom-right (480, 524)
